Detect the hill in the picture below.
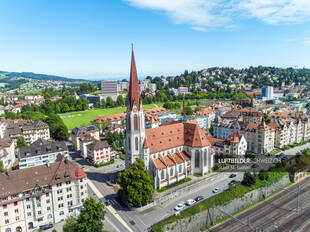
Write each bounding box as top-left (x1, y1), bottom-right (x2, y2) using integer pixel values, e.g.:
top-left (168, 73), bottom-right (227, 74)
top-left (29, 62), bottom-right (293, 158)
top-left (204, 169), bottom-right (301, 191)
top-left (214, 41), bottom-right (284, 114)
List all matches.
top-left (0, 71), bottom-right (86, 83)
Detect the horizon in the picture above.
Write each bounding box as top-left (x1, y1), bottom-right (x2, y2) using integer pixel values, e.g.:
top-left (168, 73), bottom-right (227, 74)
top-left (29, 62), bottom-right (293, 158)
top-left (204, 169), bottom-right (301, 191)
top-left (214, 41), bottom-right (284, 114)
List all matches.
top-left (0, 0), bottom-right (310, 80)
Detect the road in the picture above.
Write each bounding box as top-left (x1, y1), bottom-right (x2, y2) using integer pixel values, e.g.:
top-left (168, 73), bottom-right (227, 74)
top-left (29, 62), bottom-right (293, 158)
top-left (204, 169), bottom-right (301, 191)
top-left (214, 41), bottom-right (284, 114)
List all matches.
top-left (209, 177), bottom-right (310, 232)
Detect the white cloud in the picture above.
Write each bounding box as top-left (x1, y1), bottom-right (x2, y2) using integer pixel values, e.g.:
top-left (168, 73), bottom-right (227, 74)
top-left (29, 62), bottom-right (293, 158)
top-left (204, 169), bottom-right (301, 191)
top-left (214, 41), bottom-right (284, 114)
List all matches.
top-left (302, 39), bottom-right (310, 46)
top-left (191, 26), bottom-right (207, 31)
top-left (125, 0), bottom-right (310, 28)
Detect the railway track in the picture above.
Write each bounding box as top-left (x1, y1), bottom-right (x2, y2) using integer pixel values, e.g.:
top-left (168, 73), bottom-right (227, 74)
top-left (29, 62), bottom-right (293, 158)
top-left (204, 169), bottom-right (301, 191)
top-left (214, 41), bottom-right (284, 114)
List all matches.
top-left (209, 177), bottom-right (310, 232)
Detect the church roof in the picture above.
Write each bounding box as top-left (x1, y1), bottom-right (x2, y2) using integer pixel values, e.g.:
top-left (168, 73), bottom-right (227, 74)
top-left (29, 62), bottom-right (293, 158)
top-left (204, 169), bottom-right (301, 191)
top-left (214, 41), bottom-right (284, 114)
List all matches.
top-left (128, 46), bottom-right (141, 111)
top-left (145, 121), bottom-right (212, 154)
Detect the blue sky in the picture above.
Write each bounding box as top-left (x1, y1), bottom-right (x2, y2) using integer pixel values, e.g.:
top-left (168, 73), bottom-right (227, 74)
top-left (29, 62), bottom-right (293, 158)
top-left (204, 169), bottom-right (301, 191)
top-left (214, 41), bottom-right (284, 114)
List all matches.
top-left (0, 0), bottom-right (310, 80)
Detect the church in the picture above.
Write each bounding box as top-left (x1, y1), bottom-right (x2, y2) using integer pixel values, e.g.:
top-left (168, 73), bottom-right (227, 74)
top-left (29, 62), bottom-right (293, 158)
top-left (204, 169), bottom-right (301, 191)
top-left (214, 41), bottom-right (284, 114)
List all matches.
top-left (125, 47), bottom-right (214, 189)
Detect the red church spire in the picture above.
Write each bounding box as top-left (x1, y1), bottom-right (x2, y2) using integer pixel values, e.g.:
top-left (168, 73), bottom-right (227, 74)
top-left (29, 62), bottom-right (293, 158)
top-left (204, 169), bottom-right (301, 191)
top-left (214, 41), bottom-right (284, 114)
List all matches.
top-left (128, 43), bottom-right (141, 111)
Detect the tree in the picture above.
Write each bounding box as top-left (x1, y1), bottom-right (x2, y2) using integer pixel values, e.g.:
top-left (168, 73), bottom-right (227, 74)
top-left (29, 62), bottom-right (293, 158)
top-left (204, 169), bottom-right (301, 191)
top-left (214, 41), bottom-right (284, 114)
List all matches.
top-left (63, 215), bottom-right (78, 232)
top-left (241, 172), bottom-right (256, 186)
top-left (54, 124), bottom-right (70, 141)
top-left (185, 106), bottom-right (193, 115)
top-left (76, 198), bottom-right (105, 232)
top-left (258, 170), bottom-right (269, 181)
top-left (16, 136), bottom-right (28, 148)
top-left (0, 161), bottom-right (5, 173)
top-left (263, 113), bottom-right (270, 123)
top-left (106, 96), bottom-right (114, 107)
top-left (101, 99), bottom-right (106, 108)
top-left (116, 95), bottom-right (125, 106)
top-left (44, 114), bottom-right (69, 141)
top-left (118, 158), bottom-right (154, 207)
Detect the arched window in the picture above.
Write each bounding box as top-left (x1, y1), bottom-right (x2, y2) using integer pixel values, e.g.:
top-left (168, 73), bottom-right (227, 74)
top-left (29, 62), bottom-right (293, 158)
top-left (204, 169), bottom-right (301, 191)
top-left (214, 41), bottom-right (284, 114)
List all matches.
top-left (161, 170), bottom-right (165, 180)
top-left (5, 228), bottom-right (11, 232)
top-left (170, 168), bottom-right (174, 176)
top-left (28, 222), bottom-right (33, 229)
top-left (179, 165), bottom-right (182, 173)
top-left (134, 115), bottom-right (138, 131)
top-left (195, 150), bottom-right (200, 168)
top-left (16, 227), bottom-right (22, 232)
top-left (204, 151), bottom-right (207, 167)
top-left (47, 214), bottom-right (53, 219)
top-left (59, 211), bottom-right (64, 216)
top-left (135, 137), bottom-right (138, 151)
top-left (128, 137), bottom-right (130, 150)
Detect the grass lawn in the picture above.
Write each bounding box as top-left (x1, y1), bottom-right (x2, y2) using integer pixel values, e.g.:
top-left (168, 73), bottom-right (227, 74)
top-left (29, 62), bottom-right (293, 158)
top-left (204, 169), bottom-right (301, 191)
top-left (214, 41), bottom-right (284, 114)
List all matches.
top-left (59, 103), bottom-right (159, 130)
top-left (157, 178), bottom-right (192, 193)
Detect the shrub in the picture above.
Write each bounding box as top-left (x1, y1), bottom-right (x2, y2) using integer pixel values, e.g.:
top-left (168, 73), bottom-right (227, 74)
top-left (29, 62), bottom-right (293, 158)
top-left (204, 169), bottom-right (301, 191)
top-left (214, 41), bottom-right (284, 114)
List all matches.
top-left (94, 159), bottom-right (115, 168)
top-left (241, 172), bottom-right (256, 186)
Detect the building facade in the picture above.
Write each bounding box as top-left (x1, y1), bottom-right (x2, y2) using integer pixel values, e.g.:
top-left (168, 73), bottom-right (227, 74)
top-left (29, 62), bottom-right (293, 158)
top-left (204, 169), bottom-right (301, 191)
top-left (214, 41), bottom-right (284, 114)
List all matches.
top-left (101, 80), bottom-right (118, 95)
top-left (0, 158), bottom-right (87, 232)
top-left (71, 125), bottom-right (99, 151)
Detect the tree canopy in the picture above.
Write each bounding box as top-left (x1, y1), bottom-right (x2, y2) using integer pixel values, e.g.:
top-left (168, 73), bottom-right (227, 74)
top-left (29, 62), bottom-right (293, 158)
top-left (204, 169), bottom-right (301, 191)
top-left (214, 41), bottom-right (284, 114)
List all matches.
top-left (118, 158), bottom-right (154, 207)
top-left (16, 136), bottom-right (28, 148)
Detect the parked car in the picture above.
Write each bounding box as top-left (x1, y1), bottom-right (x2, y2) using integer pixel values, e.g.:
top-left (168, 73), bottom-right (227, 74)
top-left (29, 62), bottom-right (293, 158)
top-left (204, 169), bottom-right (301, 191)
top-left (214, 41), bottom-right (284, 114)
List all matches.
top-left (251, 163), bottom-right (259, 169)
top-left (116, 154), bottom-right (120, 159)
top-left (212, 187), bottom-right (221, 193)
top-left (174, 203), bottom-right (185, 211)
top-left (185, 199), bottom-right (196, 206)
top-left (229, 180), bottom-right (237, 186)
top-left (39, 224), bottom-right (53, 230)
top-left (195, 196), bottom-right (204, 202)
top-left (229, 173), bottom-right (237, 178)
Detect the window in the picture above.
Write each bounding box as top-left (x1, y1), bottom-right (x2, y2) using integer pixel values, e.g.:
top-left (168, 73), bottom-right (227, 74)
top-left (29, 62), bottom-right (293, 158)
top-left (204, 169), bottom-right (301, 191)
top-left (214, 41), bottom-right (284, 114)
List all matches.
top-left (27, 212), bottom-right (31, 217)
top-left (46, 199), bottom-right (50, 204)
top-left (47, 214), bottom-right (53, 219)
top-left (5, 219), bottom-right (9, 224)
top-left (170, 168), bottom-right (173, 176)
top-left (195, 150), bottom-right (200, 168)
top-left (5, 228), bottom-right (11, 232)
top-left (161, 170), bottom-right (165, 180)
top-left (37, 203), bottom-right (41, 207)
top-left (66, 181), bottom-right (71, 185)
top-left (56, 183), bottom-right (62, 187)
top-left (15, 216), bottom-right (20, 221)
top-left (27, 205), bottom-right (31, 209)
top-left (67, 194), bottom-right (72, 199)
top-left (135, 137), bottom-right (138, 151)
top-left (4, 212), bottom-right (8, 216)
top-left (38, 210), bottom-right (42, 215)
top-left (3, 204), bottom-right (7, 209)
top-left (134, 115), bottom-right (138, 131)
top-left (204, 151), bottom-right (207, 167)
top-left (67, 187), bottom-right (72, 192)
top-left (58, 197), bottom-right (63, 201)
top-left (46, 193), bottom-right (49, 197)
top-left (14, 201), bottom-right (18, 206)
top-left (59, 211), bottom-right (64, 215)
top-left (57, 190), bottom-right (63, 194)
top-left (58, 204), bottom-right (64, 208)
top-left (179, 165), bottom-right (182, 173)
top-left (47, 206), bottom-right (51, 211)
top-left (38, 217), bottom-right (43, 222)
top-left (15, 209), bottom-right (19, 213)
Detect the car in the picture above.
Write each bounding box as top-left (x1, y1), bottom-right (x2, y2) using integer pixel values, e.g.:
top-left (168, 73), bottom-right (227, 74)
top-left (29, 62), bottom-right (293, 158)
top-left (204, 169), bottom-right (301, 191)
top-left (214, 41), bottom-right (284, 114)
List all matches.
top-left (116, 154), bottom-right (120, 159)
top-left (185, 199), bottom-right (196, 206)
top-left (212, 187), bottom-right (221, 193)
top-left (174, 203), bottom-right (185, 211)
top-left (39, 224), bottom-right (53, 230)
top-left (229, 174), bottom-right (237, 178)
top-left (195, 196), bottom-right (204, 202)
top-left (251, 163), bottom-right (259, 169)
top-left (281, 156), bottom-right (288, 161)
top-left (229, 180), bottom-right (237, 186)
top-left (104, 199), bottom-right (110, 206)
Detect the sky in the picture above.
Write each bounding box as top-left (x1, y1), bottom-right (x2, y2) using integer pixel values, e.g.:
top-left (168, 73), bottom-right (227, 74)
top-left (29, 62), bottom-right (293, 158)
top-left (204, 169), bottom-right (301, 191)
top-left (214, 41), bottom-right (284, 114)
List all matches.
top-left (0, 0), bottom-right (310, 80)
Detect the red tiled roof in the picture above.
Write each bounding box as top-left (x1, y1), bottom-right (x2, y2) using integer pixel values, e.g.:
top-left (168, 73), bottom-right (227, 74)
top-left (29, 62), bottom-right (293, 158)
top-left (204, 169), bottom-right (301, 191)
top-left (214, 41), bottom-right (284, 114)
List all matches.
top-left (154, 158), bottom-right (166, 170)
top-left (206, 136), bottom-right (224, 146)
top-left (172, 153), bottom-right (183, 164)
top-left (164, 156), bottom-right (175, 167)
top-left (226, 134), bottom-right (242, 144)
top-left (179, 151), bottom-right (190, 161)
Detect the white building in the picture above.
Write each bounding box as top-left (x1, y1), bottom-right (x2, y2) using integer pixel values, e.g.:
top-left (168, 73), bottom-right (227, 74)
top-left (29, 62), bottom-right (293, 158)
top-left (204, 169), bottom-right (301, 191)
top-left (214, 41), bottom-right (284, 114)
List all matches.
top-left (0, 158), bottom-right (87, 232)
top-left (260, 86), bottom-right (274, 100)
top-left (178, 87), bottom-right (189, 95)
top-left (0, 138), bottom-right (15, 170)
top-left (18, 139), bottom-right (68, 169)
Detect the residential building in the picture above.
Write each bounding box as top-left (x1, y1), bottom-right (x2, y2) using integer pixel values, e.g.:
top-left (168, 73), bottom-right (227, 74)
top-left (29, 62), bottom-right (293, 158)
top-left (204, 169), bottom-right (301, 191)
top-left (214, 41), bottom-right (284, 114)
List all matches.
top-left (5, 120), bottom-right (50, 145)
top-left (213, 116), bottom-right (241, 140)
top-left (178, 87), bottom-right (189, 95)
top-left (18, 139), bottom-right (68, 169)
top-left (117, 81), bottom-right (129, 91)
top-left (0, 157), bottom-right (87, 232)
top-left (71, 125), bottom-right (99, 151)
top-left (101, 80), bottom-right (118, 95)
top-left (244, 121), bottom-right (275, 154)
top-left (124, 48), bottom-right (214, 189)
top-left (238, 108), bottom-right (263, 123)
top-left (145, 114), bottom-right (161, 129)
top-left (0, 121), bottom-right (7, 138)
top-left (194, 107), bottom-right (215, 129)
top-left (80, 137), bottom-right (111, 164)
top-left (0, 138), bottom-right (15, 170)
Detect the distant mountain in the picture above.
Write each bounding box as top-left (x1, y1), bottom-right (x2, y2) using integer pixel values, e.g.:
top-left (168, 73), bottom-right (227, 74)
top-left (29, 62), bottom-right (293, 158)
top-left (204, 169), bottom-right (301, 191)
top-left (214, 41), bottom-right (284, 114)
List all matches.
top-left (0, 71), bottom-right (87, 82)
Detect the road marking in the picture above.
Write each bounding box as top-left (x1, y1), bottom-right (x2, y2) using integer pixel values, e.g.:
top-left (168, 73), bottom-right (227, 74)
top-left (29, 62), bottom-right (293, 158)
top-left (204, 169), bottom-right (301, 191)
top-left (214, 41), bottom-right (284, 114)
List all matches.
top-left (87, 179), bottom-right (134, 232)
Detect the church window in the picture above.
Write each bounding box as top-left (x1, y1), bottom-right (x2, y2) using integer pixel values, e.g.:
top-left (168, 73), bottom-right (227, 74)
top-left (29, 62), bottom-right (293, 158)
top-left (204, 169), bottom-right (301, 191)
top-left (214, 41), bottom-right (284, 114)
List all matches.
top-left (204, 151), bottom-right (207, 167)
top-left (161, 170), bottom-right (165, 180)
top-left (195, 150), bottom-right (200, 168)
top-left (170, 168), bottom-right (173, 176)
top-left (128, 137), bottom-right (130, 150)
top-left (179, 165), bottom-right (182, 173)
top-left (135, 137), bottom-right (138, 151)
top-left (134, 115), bottom-right (138, 131)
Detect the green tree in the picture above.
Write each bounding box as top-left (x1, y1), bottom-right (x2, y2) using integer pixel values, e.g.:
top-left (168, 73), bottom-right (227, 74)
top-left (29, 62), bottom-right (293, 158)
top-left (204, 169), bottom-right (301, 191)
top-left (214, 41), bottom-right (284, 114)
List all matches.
top-left (185, 106), bottom-right (193, 115)
top-left (118, 158), bottom-right (154, 207)
top-left (258, 170), bottom-right (269, 181)
top-left (0, 160), bottom-right (5, 173)
top-left (76, 198), bottom-right (105, 232)
top-left (44, 114), bottom-right (69, 141)
top-left (263, 113), bottom-right (270, 123)
top-left (16, 136), bottom-right (28, 148)
top-left (116, 95), bottom-right (125, 106)
top-left (101, 99), bottom-right (106, 108)
top-left (54, 124), bottom-right (69, 141)
top-left (106, 96), bottom-right (114, 107)
top-left (63, 215), bottom-right (78, 232)
top-left (241, 172), bottom-right (256, 186)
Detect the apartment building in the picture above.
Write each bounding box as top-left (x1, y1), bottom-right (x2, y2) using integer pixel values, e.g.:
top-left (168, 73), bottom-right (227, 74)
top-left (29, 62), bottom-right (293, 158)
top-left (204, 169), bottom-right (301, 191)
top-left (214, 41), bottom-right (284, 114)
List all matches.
top-left (5, 120), bottom-right (50, 145)
top-left (71, 125), bottom-right (99, 151)
top-left (18, 139), bottom-right (68, 169)
top-left (101, 80), bottom-right (118, 95)
top-left (0, 138), bottom-right (15, 170)
top-left (209, 134), bottom-right (247, 157)
top-left (244, 121), bottom-right (275, 154)
top-left (0, 158), bottom-right (87, 232)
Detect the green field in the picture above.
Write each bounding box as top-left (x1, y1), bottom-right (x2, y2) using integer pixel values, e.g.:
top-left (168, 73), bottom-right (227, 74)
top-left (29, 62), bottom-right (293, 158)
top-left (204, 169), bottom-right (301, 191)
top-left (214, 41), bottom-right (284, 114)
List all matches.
top-left (59, 103), bottom-right (159, 130)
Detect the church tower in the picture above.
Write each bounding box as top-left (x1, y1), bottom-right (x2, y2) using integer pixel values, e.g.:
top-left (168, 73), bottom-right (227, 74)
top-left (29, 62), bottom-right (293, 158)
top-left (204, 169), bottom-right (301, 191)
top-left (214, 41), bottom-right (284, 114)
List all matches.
top-left (125, 45), bottom-right (146, 169)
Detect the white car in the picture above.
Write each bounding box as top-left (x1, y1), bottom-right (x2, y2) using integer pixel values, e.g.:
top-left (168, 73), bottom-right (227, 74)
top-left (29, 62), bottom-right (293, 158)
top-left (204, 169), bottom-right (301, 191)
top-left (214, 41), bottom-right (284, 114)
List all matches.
top-left (212, 187), bottom-right (221, 193)
top-left (185, 199), bottom-right (196, 206)
top-left (174, 203), bottom-right (185, 211)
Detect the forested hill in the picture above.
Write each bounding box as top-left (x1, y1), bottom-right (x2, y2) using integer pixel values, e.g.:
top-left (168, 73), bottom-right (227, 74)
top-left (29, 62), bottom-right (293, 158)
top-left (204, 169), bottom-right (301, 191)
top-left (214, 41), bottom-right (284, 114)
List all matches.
top-left (0, 71), bottom-right (86, 82)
